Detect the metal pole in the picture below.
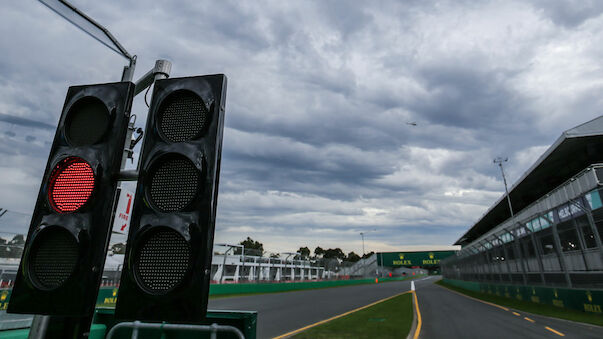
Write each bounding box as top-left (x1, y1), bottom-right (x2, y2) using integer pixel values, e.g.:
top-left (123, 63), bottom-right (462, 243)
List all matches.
top-left (27, 315), bottom-right (50, 339)
top-left (494, 157), bottom-right (514, 217)
top-left (118, 59), bottom-right (172, 181)
top-left (508, 227), bottom-right (528, 285)
top-left (543, 213), bottom-right (572, 288)
top-left (360, 232), bottom-right (365, 277)
top-left (525, 224), bottom-right (546, 285)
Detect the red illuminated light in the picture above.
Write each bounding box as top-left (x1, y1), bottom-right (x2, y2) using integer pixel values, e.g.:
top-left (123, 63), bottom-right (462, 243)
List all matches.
top-left (48, 157), bottom-right (95, 213)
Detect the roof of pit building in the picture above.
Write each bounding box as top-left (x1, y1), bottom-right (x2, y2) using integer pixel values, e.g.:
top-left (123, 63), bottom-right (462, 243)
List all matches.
top-left (455, 115), bottom-right (603, 246)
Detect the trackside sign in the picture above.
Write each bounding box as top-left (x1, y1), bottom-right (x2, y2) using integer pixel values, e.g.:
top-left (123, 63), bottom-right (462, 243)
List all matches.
top-left (377, 251), bottom-right (456, 267)
top-left (111, 188), bottom-right (134, 235)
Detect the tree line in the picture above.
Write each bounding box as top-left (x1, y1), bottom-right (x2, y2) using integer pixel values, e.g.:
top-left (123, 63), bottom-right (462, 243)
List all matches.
top-left (239, 237), bottom-right (373, 263)
top-left (81, 236), bottom-right (375, 264)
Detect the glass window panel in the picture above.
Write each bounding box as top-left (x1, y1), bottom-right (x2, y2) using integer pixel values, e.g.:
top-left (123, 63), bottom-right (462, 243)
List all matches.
top-left (558, 228), bottom-right (581, 252)
top-left (521, 238), bottom-right (535, 257)
top-left (587, 190), bottom-right (603, 210)
top-left (582, 226), bottom-right (597, 249)
top-left (532, 218), bottom-right (542, 232)
top-left (539, 230), bottom-right (556, 255)
top-left (506, 244), bottom-right (515, 260)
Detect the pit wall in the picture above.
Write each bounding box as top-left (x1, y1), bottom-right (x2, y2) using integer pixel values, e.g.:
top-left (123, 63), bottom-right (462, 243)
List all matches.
top-left (442, 278), bottom-right (603, 314)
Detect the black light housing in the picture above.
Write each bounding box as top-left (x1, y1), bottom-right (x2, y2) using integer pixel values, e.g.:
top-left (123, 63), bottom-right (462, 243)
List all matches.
top-left (116, 74), bottom-right (227, 323)
top-left (8, 82), bottom-right (135, 316)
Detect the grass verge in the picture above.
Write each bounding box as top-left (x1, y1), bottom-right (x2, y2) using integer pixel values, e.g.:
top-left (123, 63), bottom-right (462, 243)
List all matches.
top-left (292, 292), bottom-right (413, 339)
top-left (436, 280), bottom-right (603, 327)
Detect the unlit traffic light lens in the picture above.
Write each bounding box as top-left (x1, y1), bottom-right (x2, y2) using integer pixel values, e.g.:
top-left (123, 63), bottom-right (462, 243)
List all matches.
top-left (158, 90), bottom-right (209, 143)
top-left (147, 154), bottom-right (200, 212)
top-left (29, 227), bottom-right (78, 290)
top-left (133, 227), bottom-right (191, 294)
top-left (48, 157), bottom-right (95, 213)
top-left (65, 97), bottom-right (110, 146)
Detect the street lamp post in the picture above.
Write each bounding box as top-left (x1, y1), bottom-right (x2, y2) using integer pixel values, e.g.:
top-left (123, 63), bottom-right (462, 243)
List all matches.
top-left (359, 229), bottom-right (376, 277)
top-left (360, 232), bottom-right (366, 259)
top-left (494, 157), bottom-right (514, 217)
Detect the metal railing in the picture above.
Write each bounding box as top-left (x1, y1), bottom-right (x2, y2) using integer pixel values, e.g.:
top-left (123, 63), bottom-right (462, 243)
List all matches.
top-left (107, 321), bottom-right (244, 339)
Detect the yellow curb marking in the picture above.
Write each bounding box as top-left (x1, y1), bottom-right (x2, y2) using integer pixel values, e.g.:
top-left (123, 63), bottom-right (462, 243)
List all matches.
top-left (512, 311), bottom-right (521, 316)
top-left (524, 317), bottom-right (535, 323)
top-left (545, 326), bottom-right (565, 336)
top-left (272, 290), bottom-right (411, 339)
top-left (413, 291), bottom-right (422, 339)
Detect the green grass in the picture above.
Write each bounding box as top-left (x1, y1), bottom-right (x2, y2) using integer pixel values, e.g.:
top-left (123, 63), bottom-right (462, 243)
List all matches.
top-left (292, 292), bottom-right (414, 339)
top-left (436, 280), bottom-right (603, 327)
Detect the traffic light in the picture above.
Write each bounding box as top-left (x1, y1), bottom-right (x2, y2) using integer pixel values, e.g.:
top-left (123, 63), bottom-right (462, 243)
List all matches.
top-left (115, 74), bottom-right (227, 323)
top-left (8, 82), bottom-right (135, 316)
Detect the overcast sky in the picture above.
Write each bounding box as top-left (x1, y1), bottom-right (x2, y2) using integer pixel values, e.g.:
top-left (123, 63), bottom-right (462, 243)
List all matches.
top-left (2, 0), bottom-right (603, 255)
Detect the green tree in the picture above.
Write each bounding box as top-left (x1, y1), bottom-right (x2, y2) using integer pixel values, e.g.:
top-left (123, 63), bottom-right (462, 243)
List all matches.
top-left (314, 246), bottom-right (325, 257)
top-left (346, 251), bottom-right (361, 262)
top-left (298, 246), bottom-right (311, 259)
top-left (239, 237), bottom-right (264, 254)
top-left (324, 248), bottom-right (345, 260)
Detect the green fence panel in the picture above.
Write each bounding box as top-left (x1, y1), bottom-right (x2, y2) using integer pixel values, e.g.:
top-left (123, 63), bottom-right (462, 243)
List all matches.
top-left (443, 278), bottom-right (603, 314)
top-left (0, 324), bottom-right (106, 339)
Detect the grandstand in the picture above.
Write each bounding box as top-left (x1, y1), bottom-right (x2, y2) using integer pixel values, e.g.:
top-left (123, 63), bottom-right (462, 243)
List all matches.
top-left (442, 116), bottom-right (603, 288)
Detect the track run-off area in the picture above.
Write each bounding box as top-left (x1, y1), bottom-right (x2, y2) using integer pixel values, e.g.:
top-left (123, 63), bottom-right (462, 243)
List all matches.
top-left (208, 276), bottom-right (603, 339)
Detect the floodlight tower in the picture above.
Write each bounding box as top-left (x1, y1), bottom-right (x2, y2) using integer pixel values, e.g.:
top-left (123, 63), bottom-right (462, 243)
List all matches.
top-left (494, 157), bottom-right (514, 217)
top-left (359, 229), bottom-right (376, 277)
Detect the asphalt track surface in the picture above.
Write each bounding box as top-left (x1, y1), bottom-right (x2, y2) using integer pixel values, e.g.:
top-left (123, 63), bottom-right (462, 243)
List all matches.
top-left (209, 276), bottom-right (603, 339)
top-left (417, 277), bottom-right (603, 339)
top-left (208, 279), bottom-right (414, 338)
top-left (2, 277), bottom-right (601, 338)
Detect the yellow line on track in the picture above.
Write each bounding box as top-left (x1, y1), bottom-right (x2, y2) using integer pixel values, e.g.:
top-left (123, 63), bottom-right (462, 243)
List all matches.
top-left (435, 283), bottom-right (509, 311)
top-left (413, 291), bottom-right (422, 339)
top-left (545, 326), bottom-right (565, 336)
top-left (272, 290), bottom-right (411, 339)
top-left (438, 283), bottom-right (568, 337)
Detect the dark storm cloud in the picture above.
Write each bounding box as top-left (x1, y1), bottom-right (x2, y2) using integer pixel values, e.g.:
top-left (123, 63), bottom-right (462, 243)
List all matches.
top-left (531, 0), bottom-right (603, 28)
top-left (0, 113), bottom-right (55, 130)
top-left (2, 0), bottom-right (603, 252)
top-left (411, 66), bottom-right (525, 129)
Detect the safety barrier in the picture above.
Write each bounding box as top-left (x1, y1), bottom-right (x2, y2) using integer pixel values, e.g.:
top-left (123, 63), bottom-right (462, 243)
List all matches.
top-left (208, 276), bottom-right (410, 296)
top-left (443, 278), bottom-right (603, 314)
top-left (2, 276), bottom-right (414, 311)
